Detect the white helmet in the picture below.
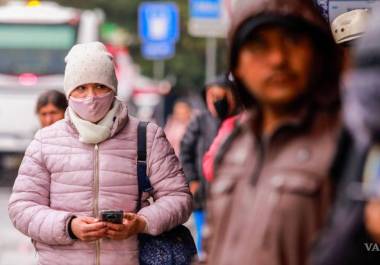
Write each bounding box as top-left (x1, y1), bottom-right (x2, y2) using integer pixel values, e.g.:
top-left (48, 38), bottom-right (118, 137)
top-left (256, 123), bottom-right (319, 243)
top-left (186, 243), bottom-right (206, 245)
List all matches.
top-left (331, 9), bottom-right (369, 44)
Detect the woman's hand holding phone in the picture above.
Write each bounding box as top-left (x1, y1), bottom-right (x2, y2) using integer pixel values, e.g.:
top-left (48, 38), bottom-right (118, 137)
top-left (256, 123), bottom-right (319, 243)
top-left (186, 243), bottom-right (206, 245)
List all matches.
top-left (71, 216), bottom-right (108, 242)
top-left (105, 213), bottom-right (147, 240)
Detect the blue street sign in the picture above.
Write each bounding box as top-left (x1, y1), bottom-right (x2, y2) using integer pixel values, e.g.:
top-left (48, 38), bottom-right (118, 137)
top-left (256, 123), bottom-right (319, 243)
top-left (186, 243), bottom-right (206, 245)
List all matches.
top-left (190, 0), bottom-right (221, 19)
top-left (141, 42), bottom-right (175, 60)
top-left (138, 2), bottom-right (179, 43)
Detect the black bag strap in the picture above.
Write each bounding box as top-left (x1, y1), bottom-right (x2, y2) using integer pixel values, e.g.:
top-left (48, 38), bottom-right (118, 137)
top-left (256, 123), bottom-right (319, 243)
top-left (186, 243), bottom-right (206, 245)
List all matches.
top-left (136, 121), bottom-right (153, 211)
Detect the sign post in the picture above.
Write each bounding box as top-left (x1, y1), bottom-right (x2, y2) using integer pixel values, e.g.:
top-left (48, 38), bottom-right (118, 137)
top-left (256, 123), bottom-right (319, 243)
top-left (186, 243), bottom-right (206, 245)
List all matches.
top-left (188, 0), bottom-right (228, 82)
top-left (188, 0), bottom-right (227, 38)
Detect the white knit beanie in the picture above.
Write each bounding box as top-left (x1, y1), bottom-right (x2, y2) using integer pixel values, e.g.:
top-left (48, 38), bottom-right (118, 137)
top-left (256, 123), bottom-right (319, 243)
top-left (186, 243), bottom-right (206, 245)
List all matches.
top-left (64, 42), bottom-right (118, 98)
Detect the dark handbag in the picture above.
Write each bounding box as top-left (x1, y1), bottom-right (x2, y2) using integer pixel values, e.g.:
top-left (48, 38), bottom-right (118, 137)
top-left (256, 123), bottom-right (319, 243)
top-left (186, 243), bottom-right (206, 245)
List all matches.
top-left (136, 122), bottom-right (197, 265)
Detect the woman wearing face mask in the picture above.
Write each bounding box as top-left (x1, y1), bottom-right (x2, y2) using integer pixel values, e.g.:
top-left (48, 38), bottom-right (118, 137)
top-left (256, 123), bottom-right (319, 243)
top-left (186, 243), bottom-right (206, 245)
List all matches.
top-left (179, 74), bottom-right (237, 255)
top-left (8, 42), bottom-right (192, 265)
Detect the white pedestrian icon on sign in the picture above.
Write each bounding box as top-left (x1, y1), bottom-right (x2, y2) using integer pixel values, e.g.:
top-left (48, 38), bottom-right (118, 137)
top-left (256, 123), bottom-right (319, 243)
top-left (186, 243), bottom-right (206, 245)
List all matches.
top-left (147, 9), bottom-right (170, 41)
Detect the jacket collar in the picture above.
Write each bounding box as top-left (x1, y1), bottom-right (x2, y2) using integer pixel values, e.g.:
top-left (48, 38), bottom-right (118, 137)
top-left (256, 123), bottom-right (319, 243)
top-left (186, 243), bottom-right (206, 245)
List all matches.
top-left (238, 104), bottom-right (313, 143)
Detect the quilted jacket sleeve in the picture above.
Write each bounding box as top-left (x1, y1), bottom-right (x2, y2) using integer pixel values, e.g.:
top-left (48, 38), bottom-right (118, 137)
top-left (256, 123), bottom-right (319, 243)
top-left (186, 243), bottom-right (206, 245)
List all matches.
top-left (138, 125), bottom-right (192, 236)
top-left (8, 130), bottom-right (74, 245)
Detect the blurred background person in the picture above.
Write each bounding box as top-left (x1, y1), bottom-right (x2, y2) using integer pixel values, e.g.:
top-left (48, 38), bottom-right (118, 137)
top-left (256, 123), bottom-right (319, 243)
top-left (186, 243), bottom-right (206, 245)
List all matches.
top-left (164, 99), bottom-right (192, 157)
top-left (36, 89), bottom-right (68, 128)
top-left (311, 6), bottom-right (380, 265)
top-left (202, 74), bottom-right (242, 183)
top-left (202, 0), bottom-right (343, 264)
top-left (180, 74), bottom-right (237, 255)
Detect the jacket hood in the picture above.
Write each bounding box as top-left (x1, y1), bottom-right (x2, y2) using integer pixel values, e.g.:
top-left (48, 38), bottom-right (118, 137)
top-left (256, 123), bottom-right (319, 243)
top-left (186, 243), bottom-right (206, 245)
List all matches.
top-left (201, 74), bottom-right (235, 103)
top-left (228, 0), bottom-right (343, 111)
top-left (228, 0), bottom-right (328, 44)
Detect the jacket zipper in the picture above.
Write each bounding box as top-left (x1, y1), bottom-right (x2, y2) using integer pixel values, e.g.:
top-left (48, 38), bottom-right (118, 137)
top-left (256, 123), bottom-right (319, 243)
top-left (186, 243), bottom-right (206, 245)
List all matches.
top-left (94, 144), bottom-right (100, 265)
top-left (251, 135), bottom-right (266, 186)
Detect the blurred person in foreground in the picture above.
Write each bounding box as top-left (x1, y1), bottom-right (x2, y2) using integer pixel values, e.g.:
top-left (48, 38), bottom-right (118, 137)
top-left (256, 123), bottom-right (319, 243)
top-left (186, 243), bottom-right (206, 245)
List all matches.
top-left (202, 0), bottom-right (343, 264)
top-left (180, 75), bottom-right (237, 254)
top-left (164, 99), bottom-right (192, 157)
top-left (311, 7), bottom-right (380, 265)
top-left (8, 42), bottom-right (192, 265)
top-left (36, 90), bottom-right (68, 128)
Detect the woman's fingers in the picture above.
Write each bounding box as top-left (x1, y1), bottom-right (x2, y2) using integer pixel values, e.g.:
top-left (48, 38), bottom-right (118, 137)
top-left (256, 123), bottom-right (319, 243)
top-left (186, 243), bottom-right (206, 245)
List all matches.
top-left (82, 227), bottom-right (108, 240)
top-left (106, 229), bottom-right (127, 240)
top-left (124, 213), bottom-right (137, 221)
top-left (71, 216), bottom-right (108, 241)
top-left (106, 222), bottom-right (125, 231)
top-left (106, 229), bottom-right (119, 236)
top-left (105, 221), bottom-right (132, 240)
top-left (80, 216), bottom-right (98, 224)
top-left (72, 215), bottom-right (142, 241)
top-left (81, 221), bottom-right (107, 233)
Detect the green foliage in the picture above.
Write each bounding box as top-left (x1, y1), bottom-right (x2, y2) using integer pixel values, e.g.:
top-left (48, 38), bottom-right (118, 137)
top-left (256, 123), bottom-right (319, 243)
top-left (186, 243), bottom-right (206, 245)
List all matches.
top-left (51, 0), bottom-right (227, 93)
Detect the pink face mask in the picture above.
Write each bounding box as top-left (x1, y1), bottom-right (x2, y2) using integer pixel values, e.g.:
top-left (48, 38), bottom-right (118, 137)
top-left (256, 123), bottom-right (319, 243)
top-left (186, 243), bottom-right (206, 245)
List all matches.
top-left (69, 92), bottom-right (115, 123)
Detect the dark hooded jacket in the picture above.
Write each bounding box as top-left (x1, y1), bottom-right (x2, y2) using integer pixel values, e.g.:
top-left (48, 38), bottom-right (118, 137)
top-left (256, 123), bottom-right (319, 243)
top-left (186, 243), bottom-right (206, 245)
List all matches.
top-left (180, 75), bottom-right (234, 210)
top-left (202, 1), bottom-right (343, 265)
top-left (180, 111), bottom-right (219, 210)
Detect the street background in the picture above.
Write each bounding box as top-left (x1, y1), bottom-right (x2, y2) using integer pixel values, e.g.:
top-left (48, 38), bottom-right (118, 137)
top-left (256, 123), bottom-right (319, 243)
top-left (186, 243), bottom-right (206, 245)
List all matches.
top-left (0, 187), bottom-right (37, 265)
top-left (0, 0), bottom-right (377, 263)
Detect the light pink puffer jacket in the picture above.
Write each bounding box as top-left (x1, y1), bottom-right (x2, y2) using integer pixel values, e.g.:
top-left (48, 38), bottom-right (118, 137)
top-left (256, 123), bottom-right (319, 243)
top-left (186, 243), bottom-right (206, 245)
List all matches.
top-left (8, 104), bottom-right (192, 265)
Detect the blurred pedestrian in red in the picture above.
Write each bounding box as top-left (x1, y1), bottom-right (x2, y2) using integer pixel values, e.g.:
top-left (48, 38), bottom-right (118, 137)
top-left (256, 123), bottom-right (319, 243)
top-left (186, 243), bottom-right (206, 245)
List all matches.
top-left (202, 0), bottom-right (343, 264)
top-left (202, 74), bottom-right (242, 183)
top-left (36, 90), bottom-right (67, 128)
top-left (180, 75), bottom-right (237, 255)
top-left (202, 114), bottom-right (240, 182)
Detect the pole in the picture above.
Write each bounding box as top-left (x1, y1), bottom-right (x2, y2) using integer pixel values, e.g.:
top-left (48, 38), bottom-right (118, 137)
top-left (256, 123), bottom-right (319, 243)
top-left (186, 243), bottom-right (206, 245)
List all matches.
top-left (153, 60), bottom-right (165, 80)
top-left (152, 60), bottom-right (166, 126)
top-left (206, 37), bottom-right (217, 82)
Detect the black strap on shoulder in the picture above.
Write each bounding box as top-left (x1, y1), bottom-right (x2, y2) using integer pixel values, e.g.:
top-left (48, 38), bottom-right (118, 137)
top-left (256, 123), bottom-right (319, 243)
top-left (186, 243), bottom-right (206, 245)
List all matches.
top-left (136, 121), bottom-right (153, 211)
top-left (137, 122), bottom-right (148, 162)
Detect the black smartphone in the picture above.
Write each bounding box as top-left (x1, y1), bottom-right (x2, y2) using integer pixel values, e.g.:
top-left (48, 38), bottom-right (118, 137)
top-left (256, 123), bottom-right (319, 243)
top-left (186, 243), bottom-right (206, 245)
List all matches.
top-left (100, 210), bottom-right (124, 224)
